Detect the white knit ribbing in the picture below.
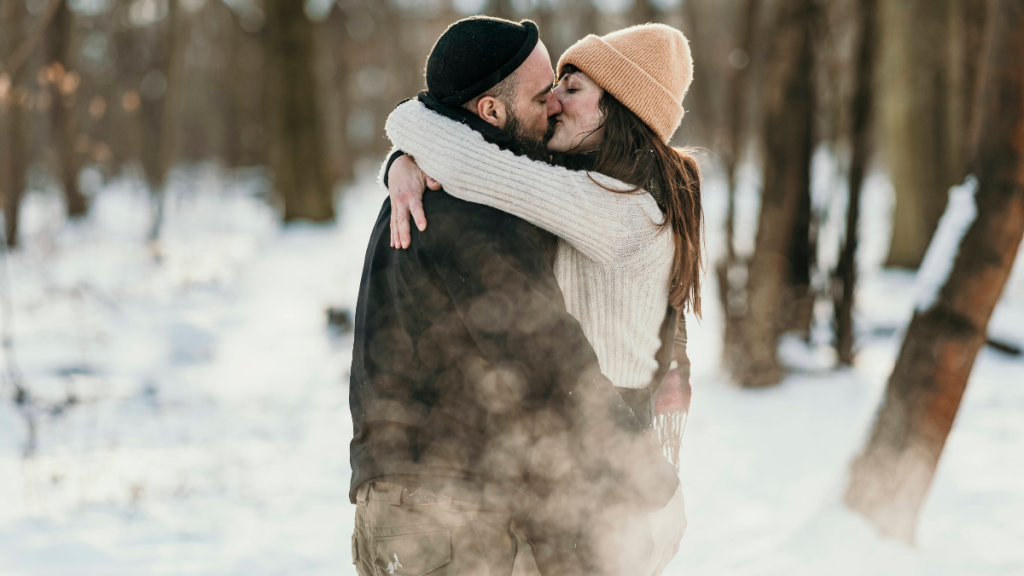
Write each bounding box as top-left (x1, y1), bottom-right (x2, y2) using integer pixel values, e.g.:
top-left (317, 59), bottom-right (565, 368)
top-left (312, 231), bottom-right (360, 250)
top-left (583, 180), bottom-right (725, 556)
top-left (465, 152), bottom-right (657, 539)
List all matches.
top-left (385, 99), bottom-right (674, 389)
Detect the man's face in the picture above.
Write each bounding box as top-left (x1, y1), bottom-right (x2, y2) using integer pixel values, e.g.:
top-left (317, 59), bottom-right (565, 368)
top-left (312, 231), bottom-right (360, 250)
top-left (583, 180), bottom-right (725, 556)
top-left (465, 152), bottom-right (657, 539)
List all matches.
top-left (503, 42), bottom-right (561, 160)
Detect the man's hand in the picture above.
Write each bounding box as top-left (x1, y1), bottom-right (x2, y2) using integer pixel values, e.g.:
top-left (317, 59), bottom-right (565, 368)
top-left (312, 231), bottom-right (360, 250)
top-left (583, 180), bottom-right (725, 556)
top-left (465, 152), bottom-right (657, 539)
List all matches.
top-left (387, 155), bottom-right (441, 249)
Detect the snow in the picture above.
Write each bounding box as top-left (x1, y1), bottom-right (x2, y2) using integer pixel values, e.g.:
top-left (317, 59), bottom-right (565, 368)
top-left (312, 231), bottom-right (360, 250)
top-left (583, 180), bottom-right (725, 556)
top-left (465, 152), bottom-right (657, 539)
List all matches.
top-left (914, 175), bottom-right (980, 311)
top-left (1, 162), bottom-right (1023, 575)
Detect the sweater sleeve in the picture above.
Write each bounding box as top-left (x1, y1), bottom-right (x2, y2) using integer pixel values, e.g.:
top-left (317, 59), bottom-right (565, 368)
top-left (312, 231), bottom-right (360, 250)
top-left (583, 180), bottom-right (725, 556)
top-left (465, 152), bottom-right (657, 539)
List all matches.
top-left (384, 99), bottom-right (650, 265)
top-left (378, 146), bottom-right (404, 189)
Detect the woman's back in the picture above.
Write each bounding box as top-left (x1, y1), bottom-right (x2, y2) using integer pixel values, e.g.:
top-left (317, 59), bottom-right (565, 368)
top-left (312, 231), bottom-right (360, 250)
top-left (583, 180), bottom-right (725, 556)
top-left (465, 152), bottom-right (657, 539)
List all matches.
top-left (551, 193), bottom-right (674, 389)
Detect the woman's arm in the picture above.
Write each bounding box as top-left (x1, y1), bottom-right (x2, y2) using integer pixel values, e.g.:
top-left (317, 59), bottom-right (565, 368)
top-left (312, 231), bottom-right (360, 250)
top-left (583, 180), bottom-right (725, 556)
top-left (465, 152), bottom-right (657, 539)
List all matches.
top-left (385, 99), bottom-right (653, 265)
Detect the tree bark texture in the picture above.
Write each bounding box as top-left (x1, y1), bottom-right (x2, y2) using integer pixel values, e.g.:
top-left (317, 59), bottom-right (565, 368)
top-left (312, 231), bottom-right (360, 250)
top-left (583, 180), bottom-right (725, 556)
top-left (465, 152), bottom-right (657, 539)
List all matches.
top-left (835, 0), bottom-right (879, 366)
top-left (728, 0), bottom-right (816, 387)
top-left (491, 0), bottom-right (513, 21)
top-left (880, 0), bottom-right (950, 269)
top-left (265, 0), bottom-right (334, 222)
top-left (533, 5), bottom-right (557, 59)
top-left (723, 0), bottom-right (761, 262)
top-left (47, 0), bottom-right (87, 217)
top-left (319, 6), bottom-right (353, 186)
top-left (881, 0), bottom-right (988, 269)
top-left (155, 1), bottom-right (186, 192)
top-left (138, 0), bottom-right (187, 241)
top-left (845, 0), bottom-right (1024, 543)
top-left (1, 0), bottom-right (30, 248)
top-left (222, 1), bottom-right (242, 169)
top-left (784, 167), bottom-right (815, 337)
top-left (676, 0), bottom-right (714, 146)
top-left (947, 0), bottom-right (990, 188)
top-left (718, 0), bottom-right (762, 381)
top-left (629, 0), bottom-right (657, 26)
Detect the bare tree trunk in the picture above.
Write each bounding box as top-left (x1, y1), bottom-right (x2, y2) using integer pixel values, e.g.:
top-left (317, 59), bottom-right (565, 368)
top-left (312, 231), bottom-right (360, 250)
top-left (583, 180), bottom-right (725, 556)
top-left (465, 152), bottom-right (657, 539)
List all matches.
top-left (728, 0), bottom-right (816, 387)
top-left (880, 0), bottom-right (954, 269)
top-left (139, 0), bottom-right (187, 242)
top-left (47, 0), bottom-right (87, 217)
top-left (834, 0), bottom-right (879, 366)
top-left (880, 0), bottom-right (988, 269)
top-left (677, 0), bottom-right (714, 146)
top-left (320, 6), bottom-right (353, 186)
top-left (580, 0), bottom-right (599, 39)
top-left (265, 0), bottom-right (334, 222)
top-left (222, 1), bottom-right (242, 169)
top-left (226, 9), bottom-right (266, 169)
top-left (491, 0), bottom-right (513, 21)
top-left (533, 3), bottom-right (556, 56)
top-left (845, 0), bottom-right (1024, 542)
top-left (1, 0), bottom-right (30, 248)
top-left (629, 0), bottom-right (657, 25)
top-left (717, 0), bottom-right (761, 377)
top-left (946, 0), bottom-right (990, 190)
top-left (783, 163), bottom-right (815, 337)
top-left (723, 0), bottom-right (760, 260)
top-left (46, 0), bottom-right (86, 217)
top-left (153, 0), bottom-right (186, 237)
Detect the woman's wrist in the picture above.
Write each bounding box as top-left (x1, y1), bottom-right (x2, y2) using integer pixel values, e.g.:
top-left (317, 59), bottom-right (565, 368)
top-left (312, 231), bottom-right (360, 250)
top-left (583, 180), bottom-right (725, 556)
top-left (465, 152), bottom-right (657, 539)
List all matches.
top-left (381, 149), bottom-right (406, 188)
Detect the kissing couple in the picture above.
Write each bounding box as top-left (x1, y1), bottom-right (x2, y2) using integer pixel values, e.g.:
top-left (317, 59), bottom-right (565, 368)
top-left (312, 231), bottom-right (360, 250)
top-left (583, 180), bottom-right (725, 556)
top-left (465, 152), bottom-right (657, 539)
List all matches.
top-left (349, 15), bottom-right (704, 576)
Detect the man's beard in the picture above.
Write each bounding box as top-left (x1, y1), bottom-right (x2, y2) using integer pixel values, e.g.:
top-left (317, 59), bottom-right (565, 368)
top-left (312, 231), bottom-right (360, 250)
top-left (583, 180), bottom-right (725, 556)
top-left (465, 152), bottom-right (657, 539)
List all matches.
top-left (505, 108), bottom-right (557, 163)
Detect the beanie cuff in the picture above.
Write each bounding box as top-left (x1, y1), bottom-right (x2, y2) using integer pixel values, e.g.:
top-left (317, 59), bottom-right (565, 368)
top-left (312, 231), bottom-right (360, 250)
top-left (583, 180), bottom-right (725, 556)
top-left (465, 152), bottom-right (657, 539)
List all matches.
top-left (558, 34), bottom-right (684, 143)
top-left (441, 20), bottom-right (539, 107)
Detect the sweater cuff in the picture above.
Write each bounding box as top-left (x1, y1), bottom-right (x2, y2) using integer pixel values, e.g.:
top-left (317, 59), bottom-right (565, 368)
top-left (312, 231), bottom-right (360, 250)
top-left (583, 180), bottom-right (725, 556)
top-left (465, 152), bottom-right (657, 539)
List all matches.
top-left (380, 148), bottom-right (406, 188)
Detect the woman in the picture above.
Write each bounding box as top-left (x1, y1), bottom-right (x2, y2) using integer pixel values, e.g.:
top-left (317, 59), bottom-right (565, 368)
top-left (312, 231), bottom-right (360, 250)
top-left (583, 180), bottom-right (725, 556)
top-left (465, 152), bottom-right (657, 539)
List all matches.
top-left (386, 23), bottom-right (702, 574)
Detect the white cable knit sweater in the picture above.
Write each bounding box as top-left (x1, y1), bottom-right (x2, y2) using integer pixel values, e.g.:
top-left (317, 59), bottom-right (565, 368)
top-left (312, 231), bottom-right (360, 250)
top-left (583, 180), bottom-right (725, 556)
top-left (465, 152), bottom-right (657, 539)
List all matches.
top-left (385, 99), bottom-right (674, 390)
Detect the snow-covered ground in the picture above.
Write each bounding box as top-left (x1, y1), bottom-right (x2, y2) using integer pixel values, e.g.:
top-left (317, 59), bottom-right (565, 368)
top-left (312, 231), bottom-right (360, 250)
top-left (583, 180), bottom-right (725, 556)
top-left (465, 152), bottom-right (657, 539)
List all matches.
top-left (0, 162), bottom-right (1022, 575)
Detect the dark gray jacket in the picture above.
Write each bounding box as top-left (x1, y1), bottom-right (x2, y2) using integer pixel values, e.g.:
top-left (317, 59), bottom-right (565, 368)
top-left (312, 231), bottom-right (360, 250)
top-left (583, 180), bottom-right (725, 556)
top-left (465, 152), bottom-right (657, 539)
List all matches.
top-left (348, 93), bottom-right (677, 574)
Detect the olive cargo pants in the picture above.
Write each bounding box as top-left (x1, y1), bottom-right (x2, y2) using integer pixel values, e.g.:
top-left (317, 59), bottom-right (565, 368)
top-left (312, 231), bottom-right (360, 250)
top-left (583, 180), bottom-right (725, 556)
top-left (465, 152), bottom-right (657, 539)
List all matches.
top-left (352, 482), bottom-right (541, 576)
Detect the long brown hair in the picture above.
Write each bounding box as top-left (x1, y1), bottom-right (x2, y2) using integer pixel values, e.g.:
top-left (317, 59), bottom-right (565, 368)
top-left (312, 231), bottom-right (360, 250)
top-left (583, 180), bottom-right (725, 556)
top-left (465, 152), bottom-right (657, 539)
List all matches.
top-left (577, 80), bottom-right (705, 316)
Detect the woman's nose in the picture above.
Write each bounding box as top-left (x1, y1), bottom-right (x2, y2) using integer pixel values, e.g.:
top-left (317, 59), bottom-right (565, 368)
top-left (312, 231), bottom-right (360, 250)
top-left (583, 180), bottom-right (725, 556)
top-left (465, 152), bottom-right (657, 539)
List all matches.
top-left (546, 95), bottom-right (563, 117)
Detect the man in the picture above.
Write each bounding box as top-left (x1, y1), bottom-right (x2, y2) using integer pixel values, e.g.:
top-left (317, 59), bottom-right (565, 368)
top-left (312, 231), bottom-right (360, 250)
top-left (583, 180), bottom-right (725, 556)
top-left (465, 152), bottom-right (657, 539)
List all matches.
top-left (349, 17), bottom-right (679, 576)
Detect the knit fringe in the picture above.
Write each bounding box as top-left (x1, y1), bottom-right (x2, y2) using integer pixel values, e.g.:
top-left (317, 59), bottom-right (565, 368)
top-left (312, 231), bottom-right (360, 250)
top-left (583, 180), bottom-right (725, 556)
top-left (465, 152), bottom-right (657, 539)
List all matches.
top-left (655, 410), bottom-right (687, 471)
top-left (653, 365), bottom-right (691, 472)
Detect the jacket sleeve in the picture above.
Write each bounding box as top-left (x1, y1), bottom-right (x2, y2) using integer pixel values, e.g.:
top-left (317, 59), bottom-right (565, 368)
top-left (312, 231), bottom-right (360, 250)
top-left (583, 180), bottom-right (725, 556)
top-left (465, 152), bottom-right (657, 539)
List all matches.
top-left (385, 99), bottom-right (662, 266)
top-left (429, 211), bottom-right (678, 575)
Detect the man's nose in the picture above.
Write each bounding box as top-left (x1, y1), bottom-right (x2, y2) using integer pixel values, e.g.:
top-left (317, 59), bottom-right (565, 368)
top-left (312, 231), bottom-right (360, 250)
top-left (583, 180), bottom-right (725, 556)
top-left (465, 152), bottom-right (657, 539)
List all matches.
top-left (546, 95), bottom-right (562, 117)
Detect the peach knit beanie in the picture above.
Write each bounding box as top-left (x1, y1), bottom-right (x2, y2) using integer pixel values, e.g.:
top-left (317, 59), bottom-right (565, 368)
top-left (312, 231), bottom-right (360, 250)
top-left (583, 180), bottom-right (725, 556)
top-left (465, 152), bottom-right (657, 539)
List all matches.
top-left (557, 24), bottom-right (693, 143)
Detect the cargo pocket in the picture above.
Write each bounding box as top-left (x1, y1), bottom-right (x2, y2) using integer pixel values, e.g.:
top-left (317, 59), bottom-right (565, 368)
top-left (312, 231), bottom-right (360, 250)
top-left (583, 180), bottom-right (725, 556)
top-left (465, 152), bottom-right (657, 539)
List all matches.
top-left (373, 530), bottom-right (451, 575)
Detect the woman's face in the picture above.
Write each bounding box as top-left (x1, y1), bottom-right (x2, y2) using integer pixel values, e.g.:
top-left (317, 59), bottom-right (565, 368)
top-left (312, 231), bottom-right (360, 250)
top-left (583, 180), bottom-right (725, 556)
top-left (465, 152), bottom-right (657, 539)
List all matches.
top-left (547, 71), bottom-right (605, 154)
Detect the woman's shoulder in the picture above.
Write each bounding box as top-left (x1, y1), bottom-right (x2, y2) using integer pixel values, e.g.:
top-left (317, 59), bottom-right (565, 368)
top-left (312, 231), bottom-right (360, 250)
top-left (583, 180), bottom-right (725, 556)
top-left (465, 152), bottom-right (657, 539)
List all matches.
top-left (568, 188), bottom-right (669, 266)
top-left (579, 172), bottom-right (666, 227)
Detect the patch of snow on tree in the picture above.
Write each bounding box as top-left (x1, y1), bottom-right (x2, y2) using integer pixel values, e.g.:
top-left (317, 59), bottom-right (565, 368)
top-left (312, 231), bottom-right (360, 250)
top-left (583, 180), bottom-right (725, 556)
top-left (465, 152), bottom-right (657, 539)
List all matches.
top-left (914, 175), bottom-right (979, 312)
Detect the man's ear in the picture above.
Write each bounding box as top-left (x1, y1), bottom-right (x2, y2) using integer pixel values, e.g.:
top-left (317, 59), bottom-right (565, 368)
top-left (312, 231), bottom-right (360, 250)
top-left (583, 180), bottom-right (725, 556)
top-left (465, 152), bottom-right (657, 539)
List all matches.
top-left (475, 96), bottom-right (508, 129)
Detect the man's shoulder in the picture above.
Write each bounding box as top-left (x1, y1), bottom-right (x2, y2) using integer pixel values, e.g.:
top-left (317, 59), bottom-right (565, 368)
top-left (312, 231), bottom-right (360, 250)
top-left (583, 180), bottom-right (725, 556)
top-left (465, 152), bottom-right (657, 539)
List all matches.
top-left (421, 189), bottom-right (496, 218)
top-left (421, 189), bottom-right (533, 237)
top-left (420, 189), bottom-right (557, 267)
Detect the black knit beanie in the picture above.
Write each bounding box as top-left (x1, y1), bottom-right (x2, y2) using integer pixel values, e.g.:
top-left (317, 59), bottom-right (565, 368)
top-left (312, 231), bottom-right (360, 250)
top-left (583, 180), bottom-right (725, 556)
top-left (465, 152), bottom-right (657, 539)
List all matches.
top-left (425, 17), bottom-right (539, 107)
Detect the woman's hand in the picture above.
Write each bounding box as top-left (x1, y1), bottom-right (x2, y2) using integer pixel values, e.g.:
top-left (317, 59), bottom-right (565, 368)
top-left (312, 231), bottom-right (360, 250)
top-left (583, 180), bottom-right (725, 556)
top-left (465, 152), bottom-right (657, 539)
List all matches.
top-left (387, 155), bottom-right (441, 249)
top-left (603, 480), bottom-right (685, 576)
top-left (644, 482), bottom-right (686, 575)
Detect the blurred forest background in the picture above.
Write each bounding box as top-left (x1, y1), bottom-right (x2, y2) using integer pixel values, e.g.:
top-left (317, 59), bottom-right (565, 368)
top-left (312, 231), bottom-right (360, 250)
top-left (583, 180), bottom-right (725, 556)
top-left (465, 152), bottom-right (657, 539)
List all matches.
top-left (2, 0), bottom-right (1023, 566)
top-left (0, 0), bottom-right (990, 241)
